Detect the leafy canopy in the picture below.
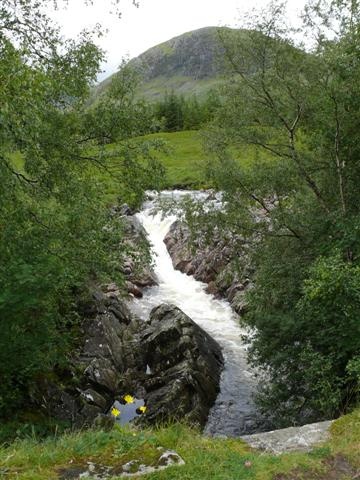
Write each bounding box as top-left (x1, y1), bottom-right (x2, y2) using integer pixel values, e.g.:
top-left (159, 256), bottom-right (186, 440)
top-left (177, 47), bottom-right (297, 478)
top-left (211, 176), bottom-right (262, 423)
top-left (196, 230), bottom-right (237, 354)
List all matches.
top-left (0, 0), bottom-right (161, 416)
top-left (194, 0), bottom-right (360, 425)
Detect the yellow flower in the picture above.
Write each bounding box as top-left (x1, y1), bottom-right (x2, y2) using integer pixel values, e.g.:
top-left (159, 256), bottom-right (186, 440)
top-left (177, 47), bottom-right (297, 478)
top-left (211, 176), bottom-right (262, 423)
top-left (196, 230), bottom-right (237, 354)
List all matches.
top-left (123, 394), bottom-right (135, 404)
top-left (111, 407), bottom-right (121, 417)
top-left (138, 406), bottom-right (147, 414)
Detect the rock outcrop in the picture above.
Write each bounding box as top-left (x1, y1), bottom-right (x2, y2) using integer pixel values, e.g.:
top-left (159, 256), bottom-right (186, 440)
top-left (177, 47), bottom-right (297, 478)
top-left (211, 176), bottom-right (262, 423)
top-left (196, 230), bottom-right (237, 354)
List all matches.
top-left (35, 295), bottom-right (223, 429)
top-left (58, 448), bottom-right (185, 479)
top-left (164, 220), bottom-right (252, 315)
top-left (34, 290), bottom-right (144, 428)
top-left (241, 420), bottom-right (334, 454)
top-left (110, 205), bottom-right (158, 298)
top-left (140, 304), bottom-right (224, 427)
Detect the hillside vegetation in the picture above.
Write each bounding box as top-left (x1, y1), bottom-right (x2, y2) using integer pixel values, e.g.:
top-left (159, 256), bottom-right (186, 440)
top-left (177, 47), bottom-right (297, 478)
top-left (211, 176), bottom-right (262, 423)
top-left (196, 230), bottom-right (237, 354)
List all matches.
top-left (95, 27), bottom-right (249, 101)
top-left (96, 131), bottom-right (207, 201)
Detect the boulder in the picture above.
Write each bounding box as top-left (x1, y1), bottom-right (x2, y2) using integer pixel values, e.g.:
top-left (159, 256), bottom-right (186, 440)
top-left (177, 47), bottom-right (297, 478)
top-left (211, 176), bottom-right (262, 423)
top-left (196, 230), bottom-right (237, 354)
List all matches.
top-left (241, 420), bottom-right (333, 454)
top-left (140, 304), bottom-right (224, 427)
top-left (34, 296), bottom-right (223, 430)
top-left (34, 290), bottom-right (146, 427)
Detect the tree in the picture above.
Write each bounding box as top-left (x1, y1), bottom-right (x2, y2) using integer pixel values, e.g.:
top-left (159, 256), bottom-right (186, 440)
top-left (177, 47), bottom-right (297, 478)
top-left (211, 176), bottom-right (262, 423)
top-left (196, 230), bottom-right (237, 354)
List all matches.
top-left (83, 61), bottom-right (156, 144)
top-left (155, 91), bottom-right (184, 131)
top-left (196, 0), bottom-right (360, 425)
top-left (0, 0), bottom-right (162, 417)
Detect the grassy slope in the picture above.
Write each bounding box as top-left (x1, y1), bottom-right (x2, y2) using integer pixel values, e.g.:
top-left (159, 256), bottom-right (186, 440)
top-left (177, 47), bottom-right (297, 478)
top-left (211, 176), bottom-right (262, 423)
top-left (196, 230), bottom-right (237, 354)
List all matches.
top-left (95, 131), bottom-right (210, 205)
top-left (142, 131), bottom-right (208, 188)
top-left (133, 76), bottom-right (223, 102)
top-left (0, 409), bottom-right (359, 479)
top-left (96, 129), bottom-right (268, 204)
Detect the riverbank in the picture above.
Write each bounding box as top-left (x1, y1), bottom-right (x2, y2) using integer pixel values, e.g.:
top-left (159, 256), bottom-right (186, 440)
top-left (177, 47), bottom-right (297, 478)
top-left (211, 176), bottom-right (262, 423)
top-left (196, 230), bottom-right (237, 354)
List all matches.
top-left (1, 408), bottom-right (359, 479)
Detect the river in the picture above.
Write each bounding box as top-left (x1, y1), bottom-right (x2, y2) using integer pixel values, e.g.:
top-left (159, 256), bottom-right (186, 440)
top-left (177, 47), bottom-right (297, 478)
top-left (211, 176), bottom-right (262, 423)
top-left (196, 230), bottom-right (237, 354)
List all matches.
top-left (129, 191), bottom-right (260, 436)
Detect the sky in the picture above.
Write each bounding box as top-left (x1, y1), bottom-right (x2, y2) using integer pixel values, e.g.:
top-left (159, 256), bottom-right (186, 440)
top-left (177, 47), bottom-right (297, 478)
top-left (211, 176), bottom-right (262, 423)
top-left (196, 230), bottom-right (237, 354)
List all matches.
top-left (49, 0), bottom-right (306, 81)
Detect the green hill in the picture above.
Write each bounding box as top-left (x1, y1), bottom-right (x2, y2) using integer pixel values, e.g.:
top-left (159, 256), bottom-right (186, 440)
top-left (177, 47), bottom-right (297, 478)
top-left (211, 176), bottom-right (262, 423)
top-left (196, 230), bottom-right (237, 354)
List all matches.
top-left (95, 27), bottom-right (248, 101)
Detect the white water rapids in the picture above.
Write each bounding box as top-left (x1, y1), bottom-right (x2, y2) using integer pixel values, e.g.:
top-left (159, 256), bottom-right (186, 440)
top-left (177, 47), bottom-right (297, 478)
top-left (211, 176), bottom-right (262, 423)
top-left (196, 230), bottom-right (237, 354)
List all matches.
top-left (129, 192), bottom-right (260, 436)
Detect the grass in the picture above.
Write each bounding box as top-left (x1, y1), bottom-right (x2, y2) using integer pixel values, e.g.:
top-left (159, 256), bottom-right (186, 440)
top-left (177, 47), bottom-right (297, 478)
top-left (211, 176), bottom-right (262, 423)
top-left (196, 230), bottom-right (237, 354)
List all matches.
top-left (93, 129), bottom-right (274, 205)
top-left (9, 130), bottom-right (273, 206)
top-left (92, 130), bottom-right (211, 205)
top-left (137, 131), bottom-right (209, 188)
top-left (136, 75), bottom-right (223, 101)
top-left (0, 408), bottom-right (359, 479)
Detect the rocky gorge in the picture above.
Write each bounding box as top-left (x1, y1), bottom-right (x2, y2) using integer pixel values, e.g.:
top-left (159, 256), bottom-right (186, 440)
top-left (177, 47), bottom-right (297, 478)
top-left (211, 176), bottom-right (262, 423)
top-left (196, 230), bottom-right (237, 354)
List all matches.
top-left (33, 201), bottom-right (226, 431)
top-left (32, 190), bottom-right (259, 437)
top-left (35, 289), bottom-right (224, 430)
top-left (164, 218), bottom-right (252, 315)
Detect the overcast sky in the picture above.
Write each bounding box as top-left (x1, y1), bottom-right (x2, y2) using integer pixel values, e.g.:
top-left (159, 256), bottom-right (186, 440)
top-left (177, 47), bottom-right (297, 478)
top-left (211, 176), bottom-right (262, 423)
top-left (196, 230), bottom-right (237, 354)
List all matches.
top-left (49, 0), bottom-right (306, 81)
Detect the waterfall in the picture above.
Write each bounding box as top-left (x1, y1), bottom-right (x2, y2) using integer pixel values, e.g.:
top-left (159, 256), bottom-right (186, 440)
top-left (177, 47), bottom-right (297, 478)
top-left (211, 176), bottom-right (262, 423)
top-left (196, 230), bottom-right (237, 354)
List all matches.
top-left (129, 191), bottom-right (260, 436)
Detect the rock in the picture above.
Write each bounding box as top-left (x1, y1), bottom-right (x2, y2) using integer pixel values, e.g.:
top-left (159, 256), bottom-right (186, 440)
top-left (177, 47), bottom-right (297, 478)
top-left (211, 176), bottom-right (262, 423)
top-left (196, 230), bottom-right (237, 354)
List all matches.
top-left (34, 296), bottom-right (223, 430)
top-left (93, 414), bottom-right (115, 432)
top-left (140, 304), bottom-right (224, 427)
top-left (125, 281), bottom-right (143, 298)
top-left (119, 204), bottom-right (134, 216)
top-left (57, 449), bottom-right (184, 479)
top-left (34, 290), bottom-right (145, 427)
top-left (80, 389), bottom-right (108, 410)
top-left (113, 449), bottom-right (185, 477)
top-left (164, 220), bottom-right (252, 314)
top-left (241, 420), bottom-right (333, 454)
top-left (84, 358), bottom-right (120, 392)
top-left (120, 215), bottom-right (158, 295)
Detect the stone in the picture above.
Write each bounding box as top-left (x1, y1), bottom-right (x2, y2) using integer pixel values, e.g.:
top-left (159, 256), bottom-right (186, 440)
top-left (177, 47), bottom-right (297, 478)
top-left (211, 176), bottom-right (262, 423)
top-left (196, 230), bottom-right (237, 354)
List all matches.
top-left (33, 291), bottom-right (143, 427)
top-left (80, 389), bottom-right (108, 410)
top-left (58, 449), bottom-right (185, 479)
top-left (112, 449), bottom-right (185, 478)
top-left (164, 220), bottom-right (252, 315)
top-left (139, 303), bottom-right (224, 427)
top-left (125, 281), bottom-right (143, 298)
top-left (92, 414), bottom-right (115, 431)
top-left (34, 296), bottom-right (223, 430)
top-left (241, 420), bottom-right (333, 454)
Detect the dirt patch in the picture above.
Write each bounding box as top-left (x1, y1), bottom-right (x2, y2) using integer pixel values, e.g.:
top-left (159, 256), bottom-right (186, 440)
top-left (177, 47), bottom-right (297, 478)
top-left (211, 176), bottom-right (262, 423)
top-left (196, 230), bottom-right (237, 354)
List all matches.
top-left (274, 454), bottom-right (359, 480)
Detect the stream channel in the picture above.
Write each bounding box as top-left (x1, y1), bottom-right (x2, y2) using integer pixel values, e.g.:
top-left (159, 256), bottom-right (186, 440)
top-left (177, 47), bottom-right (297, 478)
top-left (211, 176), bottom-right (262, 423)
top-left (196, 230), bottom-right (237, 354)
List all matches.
top-left (129, 191), bottom-right (261, 437)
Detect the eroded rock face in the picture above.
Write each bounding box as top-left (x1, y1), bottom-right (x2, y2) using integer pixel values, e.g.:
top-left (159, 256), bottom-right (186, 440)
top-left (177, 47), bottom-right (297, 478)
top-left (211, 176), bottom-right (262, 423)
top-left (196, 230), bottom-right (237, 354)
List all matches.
top-left (34, 291), bottom-right (145, 428)
top-left (140, 304), bottom-right (224, 427)
top-left (164, 220), bottom-right (252, 315)
top-left (109, 206), bottom-right (158, 299)
top-left (35, 296), bottom-right (223, 429)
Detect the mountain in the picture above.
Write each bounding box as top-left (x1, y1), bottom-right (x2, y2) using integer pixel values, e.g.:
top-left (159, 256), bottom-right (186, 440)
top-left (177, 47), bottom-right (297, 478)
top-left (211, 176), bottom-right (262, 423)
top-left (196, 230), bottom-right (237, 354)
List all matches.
top-left (96, 26), bottom-right (247, 101)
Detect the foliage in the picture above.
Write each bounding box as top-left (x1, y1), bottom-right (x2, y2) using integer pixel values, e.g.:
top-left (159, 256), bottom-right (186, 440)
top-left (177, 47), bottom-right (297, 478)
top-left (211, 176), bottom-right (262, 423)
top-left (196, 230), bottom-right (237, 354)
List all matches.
top-left (83, 61), bottom-right (157, 143)
top-left (154, 90), bottom-right (221, 132)
top-left (0, 0), bottom-right (161, 417)
top-left (195, 0), bottom-right (360, 424)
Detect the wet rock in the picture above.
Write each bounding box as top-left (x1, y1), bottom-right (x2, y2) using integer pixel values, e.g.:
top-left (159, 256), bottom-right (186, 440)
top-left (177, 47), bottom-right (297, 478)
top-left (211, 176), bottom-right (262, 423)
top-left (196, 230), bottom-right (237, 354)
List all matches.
top-left (119, 204), bottom-right (134, 216)
top-left (120, 215), bottom-right (158, 295)
top-left (110, 203), bottom-right (135, 216)
top-left (34, 290), bottom-right (145, 427)
top-left (140, 303), bottom-right (224, 427)
top-left (241, 420), bottom-right (333, 454)
top-left (164, 220), bottom-right (252, 315)
top-left (125, 281), bottom-right (143, 298)
top-left (35, 294), bottom-right (222, 430)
